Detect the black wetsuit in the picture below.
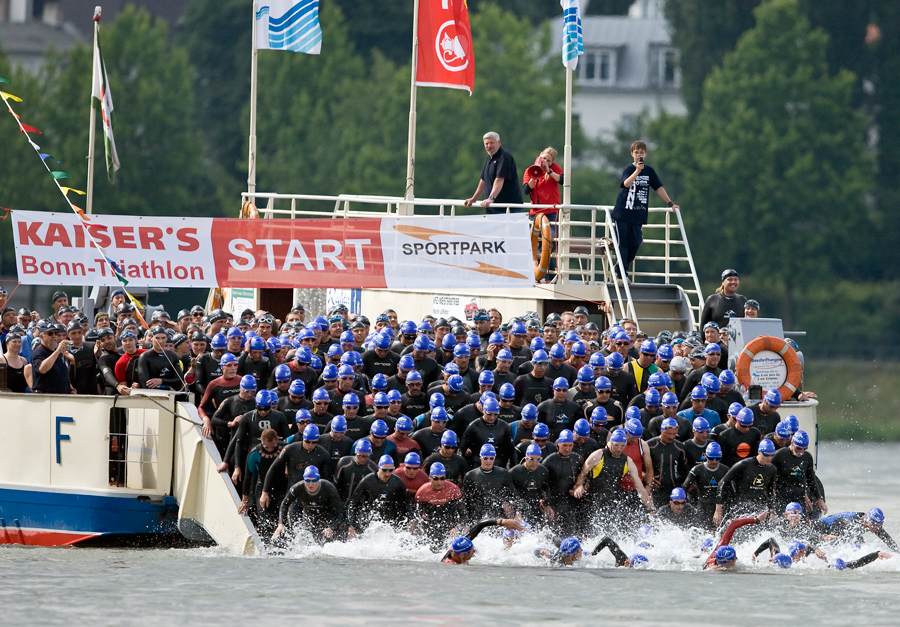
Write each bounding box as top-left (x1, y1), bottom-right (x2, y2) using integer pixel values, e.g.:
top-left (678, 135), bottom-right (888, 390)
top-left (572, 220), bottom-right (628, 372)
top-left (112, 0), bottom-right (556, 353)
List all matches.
top-left (317, 433), bottom-right (354, 478)
top-left (498, 403), bottom-right (521, 425)
top-left (279, 479), bottom-right (344, 537)
top-left (822, 512), bottom-right (899, 551)
top-left (264, 442), bottom-right (332, 492)
top-left (654, 502), bottom-right (698, 528)
top-left (230, 408), bottom-right (289, 471)
top-left (68, 343), bottom-right (98, 395)
top-left (401, 392), bottom-right (428, 420)
top-left (440, 519), bottom-right (507, 562)
top-left (748, 402), bottom-right (781, 439)
top-left (509, 463), bottom-right (550, 523)
top-left (717, 457), bottom-right (777, 515)
top-left (423, 451), bottom-right (469, 484)
top-left (332, 456), bottom-right (377, 506)
top-left (136, 349), bottom-right (183, 390)
top-left (646, 436), bottom-right (690, 507)
top-left (717, 425), bottom-right (762, 468)
top-left (537, 398), bottom-right (582, 439)
top-left (411, 427), bottom-right (445, 458)
top-left (277, 395), bottom-right (313, 436)
top-left (462, 466), bottom-right (516, 520)
top-left (607, 371), bottom-right (638, 407)
top-left (211, 394), bottom-right (256, 457)
top-left (770, 447), bottom-right (823, 511)
top-left (244, 441), bottom-right (285, 535)
top-left (460, 418), bottom-right (514, 468)
top-left (573, 436), bottom-right (600, 462)
top-left (700, 292), bottom-right (747, 328)
top-left (513, 373), bottom-right (553, 407)
top-left (585, 448), bottom-right (630, 511)
top-left (347, 472), bottom-right (411, 532)
top-left (193, 352), bottom-right (223, 401)
top-left (543, 451), bottom-right (584, 535)
top-left (682, 461), bottom-right (730, 529)
top-left (97, 348), bottom-right (123, 395)
top-left (341, 415), bottom-right (375, 443)
top-left (237, 353), bottom-right (273, 389)
top-left (590, 536), bottom-right (630, 566)
top-left (646, 415), bottom-right (692, 442)
top-left (683, 438), bottom-right (708, 467)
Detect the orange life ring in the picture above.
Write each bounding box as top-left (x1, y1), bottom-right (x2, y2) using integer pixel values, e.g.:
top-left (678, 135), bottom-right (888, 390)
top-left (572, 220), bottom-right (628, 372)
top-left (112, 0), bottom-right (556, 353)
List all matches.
top-left (531, 213), bottom-right (553, 282)
top-left (240, 201), bottom-right (260, 219)
top-left (735, 335), bottom-right (802, 401)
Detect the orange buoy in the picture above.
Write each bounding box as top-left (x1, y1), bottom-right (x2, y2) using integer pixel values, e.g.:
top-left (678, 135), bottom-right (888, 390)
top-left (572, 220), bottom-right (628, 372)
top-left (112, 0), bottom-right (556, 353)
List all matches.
top-left (735, 335), bottom-right (802, 400)
top-left (531, 213), bottom-right (553, 282)
top-left (240, 201), bottom-right (260, 219)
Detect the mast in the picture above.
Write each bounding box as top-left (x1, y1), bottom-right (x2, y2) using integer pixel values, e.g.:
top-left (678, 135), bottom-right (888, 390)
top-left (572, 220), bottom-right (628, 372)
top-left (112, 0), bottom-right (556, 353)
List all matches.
top-left (402, 0), bottom-right (421, 213)
top-left (84, 5), bottom-right (101, 307)
top-left (247, 0), bottom-right (260, 200)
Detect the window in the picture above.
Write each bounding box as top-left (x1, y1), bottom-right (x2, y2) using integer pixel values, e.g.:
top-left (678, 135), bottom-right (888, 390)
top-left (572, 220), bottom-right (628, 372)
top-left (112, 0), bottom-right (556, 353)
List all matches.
top-left (649, 47), bottom-right (680, 88)
top-left (579, 49), bottom-right (616, 86)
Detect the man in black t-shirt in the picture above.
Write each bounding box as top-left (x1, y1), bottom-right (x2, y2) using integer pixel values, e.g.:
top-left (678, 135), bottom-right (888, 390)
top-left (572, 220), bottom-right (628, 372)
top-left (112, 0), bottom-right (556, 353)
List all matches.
top-left (463, 132), bottom-right (523, 214)
top-left (32, 322), bottom-right (72, 394)
top-left (610, 141), bottom-right (678, 280)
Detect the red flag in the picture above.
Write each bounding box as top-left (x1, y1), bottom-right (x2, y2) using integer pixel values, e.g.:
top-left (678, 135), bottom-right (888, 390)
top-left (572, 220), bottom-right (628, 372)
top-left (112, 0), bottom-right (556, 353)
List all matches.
top-left (416, 0), bottom-right (475, 94)
top-left (20, 124), bottom-right (42, 134)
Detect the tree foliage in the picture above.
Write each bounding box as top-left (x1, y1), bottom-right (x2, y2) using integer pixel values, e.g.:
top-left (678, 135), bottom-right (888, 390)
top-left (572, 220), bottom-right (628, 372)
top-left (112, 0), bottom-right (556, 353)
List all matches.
top-left (651, 0), bottom-right (872, 327)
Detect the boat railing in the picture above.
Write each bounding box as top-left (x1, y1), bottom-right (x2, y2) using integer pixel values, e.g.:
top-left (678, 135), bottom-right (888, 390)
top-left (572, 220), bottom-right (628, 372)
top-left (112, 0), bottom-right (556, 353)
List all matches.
top-left (240, 192), bottom-right (703, 330)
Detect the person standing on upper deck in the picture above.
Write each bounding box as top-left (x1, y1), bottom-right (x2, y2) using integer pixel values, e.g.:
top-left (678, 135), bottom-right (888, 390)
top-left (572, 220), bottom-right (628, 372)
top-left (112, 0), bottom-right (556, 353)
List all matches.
top-left (611, 141), bottom-right (678, 282)
top-left (464, 132), bottom-right (523, 214)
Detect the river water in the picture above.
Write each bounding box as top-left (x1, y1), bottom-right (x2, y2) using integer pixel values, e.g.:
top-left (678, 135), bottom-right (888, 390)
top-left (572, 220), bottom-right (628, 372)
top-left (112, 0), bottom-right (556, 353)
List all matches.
top-left (2, 441), bottom-right (898, 626)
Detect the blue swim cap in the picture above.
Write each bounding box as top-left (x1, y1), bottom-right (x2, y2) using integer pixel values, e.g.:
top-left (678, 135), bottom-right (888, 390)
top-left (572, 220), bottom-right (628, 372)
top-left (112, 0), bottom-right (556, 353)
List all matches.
top-left (758, 439), bottom-right (776, 456)
top-left (450, 536), bottom-right (474, 555)
top-left (589, 352), bottom-right (606, 368)
top-left (288, 379), bottom-right (306, 397)
top-left (533, 423), bottom-right (550, 438)
top-left (573, 419), bottom-right (591, 437)
top-left (610, 429), bottom-right (627, 444)
top-left (430, 392), bottom-right (446, 408)
top-left (342, 392), bottom-right (360, 407)
top-left (480, 443), bottom-right (496, 457)
top-left (775, 422), bottom-right (792, 438)
top-left (670, 487), bottom-right (686, 501)
top-left (595, 376), bottom-right (612, 390)
top-left (521, 404), bottom-right (539, 421)
top-left (868, 507), bottom-right (885, 525)
top-left (559, 537), bottom-right (581, 556)
top-left (792, 430), bottom-right (810, 447)
top-left (661, 417), bottom-right (679, 430)
top-left (736, 407), bottom-right (755, 426)
top-left (312, 387), bottom-right (330, 402)
top-left (220, 353), bottom-right (238, 366)
top-left (662, 392), bottom-right (679, 407)
top-left (396, 416), bottom-right (413, 432)
top-left (378, 455), bottom-right (394, 469)
top-left (830, 558), bottom-right (847, 571)
top-left (453, 344), bottom-right (470, 358)
top-left (640, 340), bottom-right (657, 355)
top-left (478, 370), bottom-right (495, 386)
top-left (630, 554), bottom-right (649, 568)
top-left (371, 373), bottom-right (388, 391)
top-left (719, 369), bottom-right (736, 385)
top-left (254, 390), bottom-right (268, 407)
top-left (625, 406), bottom-right (642, 422)
top-left (606, 352), bottom-right (624, 370)
top-left (499, 383), bottom-right (515, 400)
top-left (773, 553), bottom-right (792, 569)
top-left (570, 341), bottom-right (587, 357)
top-left (303, 424), bottom-right (319, 441)
top-left (404, 452), bottom-right (421, 466)
top-left (407, 370), bottom-right (423, 383)
top-left (691, 385), bottom-right (708, 400)
top-left (644, 389), bottom-right (661, 406)
top-left (330, 415), bottom-right (347, 433)
top-left (764, 389), bottom-right (782, 406)
top-left (210, 333), bottom-right (227, 349)
top-left (705, 442), bottom-right (722, 459)
top-left (240, 374), bottom-right (258, 390)
top-left (549, 343), bottom-right (566, 360)
top-left (787, 415), bottom-right (800, 432)
top-left (785, 502), bottom-right (803, 514)
top-left (553, 376), bottom-right (569, 390)
top-left (526, 443), bottom-right (542, 458)
top-left (431, 407), bottom-right (449, 423)
top-left (625, 419), bottom-right (643, 436)
top-left (700, 537), bottom-right (714, 552)
top-left (577, 366), bottom-right (595, 384)
top-left (692, 417), bottom-right (709, 432)
top-left (274, 364), bottom-right (291, 381)
top-left (557, 429), bottom-right (574, 444)
top-left (441, 431), bottom-right (458, 447)
top-left (303, 466), bottom-right (320, 481)
top-left (788, 541), bottom-right (806, 558)
top-left (728, 402), bottom-right (744, 418)
top-left (715, 545), bottom-right (737, 564)
top-left (590, 406), bottom-right (608, 424)
top-left (482, 397), bottom-right (500, 413)
top-left (354, 439), bottom-right (373, 454)
top-left (447, 374), bottom-right (465, 392)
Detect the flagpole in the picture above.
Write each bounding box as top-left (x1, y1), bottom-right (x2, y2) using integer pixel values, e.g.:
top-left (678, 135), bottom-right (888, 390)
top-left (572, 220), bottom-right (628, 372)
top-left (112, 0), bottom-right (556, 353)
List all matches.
top-left (86, 6), bottom-right (101, 219)
top-left (563, 67), bottom-right (572, 205)
top-left (84, 6), bottom-right (101, 308)
top-left (248, 0), bottom-right (259, 201)
top-left (403, 0), bottom-right (420, 211)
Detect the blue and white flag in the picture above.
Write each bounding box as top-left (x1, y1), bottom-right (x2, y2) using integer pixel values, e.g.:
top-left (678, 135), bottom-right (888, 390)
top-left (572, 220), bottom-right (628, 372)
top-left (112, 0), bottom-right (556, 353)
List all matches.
top-left (255, 0), bottom-right (322, 54)
top-left (561, 0), bottom-right (584, 70)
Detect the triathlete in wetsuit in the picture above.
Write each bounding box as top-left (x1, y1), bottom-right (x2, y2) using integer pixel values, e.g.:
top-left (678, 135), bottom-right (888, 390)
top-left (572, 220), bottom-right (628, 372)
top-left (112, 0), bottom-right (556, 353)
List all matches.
top-left (461, 444), bottom-right (517, 520)
top-left (262, 424), bottom-right (332, 520)
top-left (210, 378), bottom-right (258, 457)
top-left (332, 440), bottom-right (377, 506)
top-left (682, 442), bottom-right (730, 530)
top-left (239, 429), bottom-right (284, 537)
top-left (513, 350), bottom-right (553, 407)
top-left (136, 327), bottom-right (184, 390)
top-left (422, 431), bottom-right (469, 484)
top-left (646, 418), bottom-right (690, 508)
top-left (273, 467), bottom-right (344, 543)
top-left (820, 508), bottom-right (899, 551)
top-left (441, 518), bottom-right (523, 564)
top-left (460, 397), bottom-right (514, 468)
top-left (347, 455), bottom-right (411, 537)
top-left (228, 391), bottom-right (289, 486)
top-left (317, 416), bottom-right (354, 478)
top-left (770, 430), bottom-right (826, 513)
top-left (654, 487), bottom-right (697, 528)
top-left (704, 511), bottom-right (770, 570)
top-left (542, 431), bottom-right (584, 536)
top-left (509, 443), bottom-right (550, 524)
top-left (714, 439), bottom-right (778, 526)
top-left (716, 407), bottom-right (762, 468)
top-left (537, 378), bottom-right (582, 439)
top-left (416, 462), bottom-right (467, 547)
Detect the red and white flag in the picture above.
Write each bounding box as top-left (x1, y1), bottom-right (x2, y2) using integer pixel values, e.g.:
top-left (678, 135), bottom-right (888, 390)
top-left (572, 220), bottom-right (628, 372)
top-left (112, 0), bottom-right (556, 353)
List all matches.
top-left (415, 0), bottom-right (475, 94)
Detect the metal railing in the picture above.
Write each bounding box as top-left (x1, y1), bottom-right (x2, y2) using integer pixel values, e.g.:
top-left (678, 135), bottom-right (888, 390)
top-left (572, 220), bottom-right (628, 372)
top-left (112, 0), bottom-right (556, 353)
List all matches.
top-left (240, 192), bottom-right (704, 329)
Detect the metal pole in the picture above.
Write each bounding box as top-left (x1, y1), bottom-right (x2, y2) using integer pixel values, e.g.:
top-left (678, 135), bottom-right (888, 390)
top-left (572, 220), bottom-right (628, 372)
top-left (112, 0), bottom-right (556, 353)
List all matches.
top-left (248, 0), bottom-right (259, 201)
top-left (559, 67), bottom-right (574, 284)
top-left (403, 0), bottom-right (420, 212)
top-left (84, 6), bottom-right (101, 307)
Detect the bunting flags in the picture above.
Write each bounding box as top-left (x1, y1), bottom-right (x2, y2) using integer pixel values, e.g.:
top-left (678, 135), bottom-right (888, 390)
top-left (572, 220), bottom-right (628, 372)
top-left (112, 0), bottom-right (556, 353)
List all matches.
top-left (1, 76), bottom-right (147, 327)
top-left (561, 0), bottom-right (584, 71)
top-left (91, 29), bottom-right (121, 181)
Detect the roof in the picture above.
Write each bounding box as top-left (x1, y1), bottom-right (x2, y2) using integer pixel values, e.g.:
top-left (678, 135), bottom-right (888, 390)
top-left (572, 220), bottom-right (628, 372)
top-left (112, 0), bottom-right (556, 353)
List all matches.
top-left (0, 20), bottom-right (83, 56)
top-left (550, 15), bottom-right (674, 90)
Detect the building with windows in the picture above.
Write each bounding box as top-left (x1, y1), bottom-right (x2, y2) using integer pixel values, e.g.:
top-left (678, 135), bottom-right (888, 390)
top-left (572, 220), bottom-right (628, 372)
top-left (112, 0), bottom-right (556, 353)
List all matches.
top-left (551, 1), bottom-right (686, 140)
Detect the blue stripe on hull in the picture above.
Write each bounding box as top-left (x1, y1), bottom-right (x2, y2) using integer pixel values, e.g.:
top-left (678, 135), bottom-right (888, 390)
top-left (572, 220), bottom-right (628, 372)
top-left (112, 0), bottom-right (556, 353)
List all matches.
top-left (0, 487), bottom-right (180, 538)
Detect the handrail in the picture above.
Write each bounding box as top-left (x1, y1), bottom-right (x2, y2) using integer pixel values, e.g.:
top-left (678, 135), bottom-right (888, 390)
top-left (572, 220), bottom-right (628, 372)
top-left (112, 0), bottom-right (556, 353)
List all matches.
top-left (238, 192), bottom-right (702, 330)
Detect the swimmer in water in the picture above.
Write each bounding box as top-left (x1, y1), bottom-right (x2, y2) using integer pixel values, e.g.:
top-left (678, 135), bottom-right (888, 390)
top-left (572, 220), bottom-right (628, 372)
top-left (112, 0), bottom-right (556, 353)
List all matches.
top-left (442, 518), bottom-right (523, 564)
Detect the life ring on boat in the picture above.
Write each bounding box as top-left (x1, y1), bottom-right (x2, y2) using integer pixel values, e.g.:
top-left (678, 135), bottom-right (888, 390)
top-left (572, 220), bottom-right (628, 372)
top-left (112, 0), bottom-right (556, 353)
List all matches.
top-left (240, 201), bottom-right (260, 219)
top-left (735, 335), bottom-right (802, 400)
top-left (531, 213), bottom-right (553, 282)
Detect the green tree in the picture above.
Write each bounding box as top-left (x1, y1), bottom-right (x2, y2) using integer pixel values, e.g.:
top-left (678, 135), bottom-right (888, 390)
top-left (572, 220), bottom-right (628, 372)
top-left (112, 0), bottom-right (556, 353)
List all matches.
top-left (652, 0), bottom-right (873, 327)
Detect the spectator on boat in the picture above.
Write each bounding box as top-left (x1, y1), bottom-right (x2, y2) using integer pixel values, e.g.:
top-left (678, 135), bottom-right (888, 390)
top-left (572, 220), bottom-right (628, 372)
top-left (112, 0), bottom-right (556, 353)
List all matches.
top-left (31, 321), bottom-right (74, 394)
top-left (0, 332), bottom-right (30, 393)
top-left (48, 291), bottom-right (69, 323)
top-left (701, 269), bottom-right (749, 328)
top-left (523, 147), bottom-right (563, 281)
top-left (463, 132), bottom-right (523, 214)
